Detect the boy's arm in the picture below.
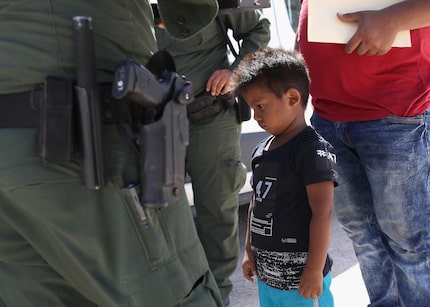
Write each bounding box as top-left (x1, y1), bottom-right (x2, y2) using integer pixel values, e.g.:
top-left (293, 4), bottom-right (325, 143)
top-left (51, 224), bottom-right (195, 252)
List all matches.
top-left (242, 196), bottom-right (257, 282)
top-left (299, 181), bottom-right (334, 299)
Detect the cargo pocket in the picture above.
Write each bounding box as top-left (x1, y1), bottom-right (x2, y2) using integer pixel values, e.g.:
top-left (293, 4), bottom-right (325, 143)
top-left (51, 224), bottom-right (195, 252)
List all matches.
top-left (121, 188), bottom-right (201, 268)
top-left (120, 185), bottom-right (170, 268)
top-left (121, 192), bottom-right (211, 307)
top-left (224, 159), bottom-right (247, 195)
top-left (178, 271), bottom-right (222, 307)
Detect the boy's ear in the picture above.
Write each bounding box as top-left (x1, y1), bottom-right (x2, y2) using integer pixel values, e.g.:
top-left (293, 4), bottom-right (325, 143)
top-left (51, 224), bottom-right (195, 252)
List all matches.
top-left (284, 88), bottom-right (301, 106)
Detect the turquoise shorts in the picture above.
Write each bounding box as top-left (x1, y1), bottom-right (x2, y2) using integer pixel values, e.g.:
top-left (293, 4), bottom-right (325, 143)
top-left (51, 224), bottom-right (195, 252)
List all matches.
top-left (257, 272), bottom-right (334, 307)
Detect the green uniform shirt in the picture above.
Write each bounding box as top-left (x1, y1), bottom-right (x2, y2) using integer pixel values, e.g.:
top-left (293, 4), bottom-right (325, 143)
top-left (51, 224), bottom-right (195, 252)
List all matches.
top-left (155, 10), bottom-right (270, 95)
top-left (0, 0), bottom-right (218, 94)
top-left (0, 1), bottom-right (223, 306)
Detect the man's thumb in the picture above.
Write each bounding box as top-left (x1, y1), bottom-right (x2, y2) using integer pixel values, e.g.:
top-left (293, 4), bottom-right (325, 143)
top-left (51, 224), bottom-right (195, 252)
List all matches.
top-left (337, 12), bottom-right (358, 24)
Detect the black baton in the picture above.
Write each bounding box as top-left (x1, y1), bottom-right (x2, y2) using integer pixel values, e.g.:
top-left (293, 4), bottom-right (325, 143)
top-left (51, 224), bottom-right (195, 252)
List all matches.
top-left (73, 16), bottom-right (105, 189)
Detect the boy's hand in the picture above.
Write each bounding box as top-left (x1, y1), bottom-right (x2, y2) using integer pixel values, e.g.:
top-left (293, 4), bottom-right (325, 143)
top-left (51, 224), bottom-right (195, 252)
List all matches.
top-left (298, 269), bottom-right (323, 299)
top-left (242, 249), bottom-right (257, 282)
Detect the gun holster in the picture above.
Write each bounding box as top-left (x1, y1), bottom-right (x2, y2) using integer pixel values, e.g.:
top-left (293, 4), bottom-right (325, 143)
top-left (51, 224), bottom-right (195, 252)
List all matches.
top-left (138, 74), bottom-right (190, 208)
top-left (112, 51), bottom-right (193, 208)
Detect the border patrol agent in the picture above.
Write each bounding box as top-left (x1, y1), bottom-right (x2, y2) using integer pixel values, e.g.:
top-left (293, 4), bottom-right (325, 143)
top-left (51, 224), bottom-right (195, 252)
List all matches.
top-left (155, 6), bottom-right (270, 304)
top-left (0, 1), bottom-right (223, 306)
top-left (285, 0), bottom-right (301, 32)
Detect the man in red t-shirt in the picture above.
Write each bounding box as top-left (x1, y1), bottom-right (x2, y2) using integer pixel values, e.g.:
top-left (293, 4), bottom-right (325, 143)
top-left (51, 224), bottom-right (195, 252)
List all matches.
top-left (298, 1), bottom-right (430, 306)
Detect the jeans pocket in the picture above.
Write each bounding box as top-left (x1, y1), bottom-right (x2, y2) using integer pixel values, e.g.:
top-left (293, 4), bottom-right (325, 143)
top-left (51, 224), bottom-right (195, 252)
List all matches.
top-left (384, 113), bottom-right (425, 124)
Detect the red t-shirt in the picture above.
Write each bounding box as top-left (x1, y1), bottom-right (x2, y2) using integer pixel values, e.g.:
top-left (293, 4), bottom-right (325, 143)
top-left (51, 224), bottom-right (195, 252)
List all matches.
top-left (298, 0), bottom-right (430, 121)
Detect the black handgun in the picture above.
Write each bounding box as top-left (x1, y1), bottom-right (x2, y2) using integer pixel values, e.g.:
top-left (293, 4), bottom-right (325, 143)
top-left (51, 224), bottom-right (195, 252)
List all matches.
top-left (113, 56), bottom-right (193, 208)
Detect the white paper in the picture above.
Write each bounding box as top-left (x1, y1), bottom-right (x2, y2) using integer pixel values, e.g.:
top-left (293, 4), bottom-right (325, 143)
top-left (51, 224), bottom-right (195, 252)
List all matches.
top-left (308, 0), bottom-right (411, 47)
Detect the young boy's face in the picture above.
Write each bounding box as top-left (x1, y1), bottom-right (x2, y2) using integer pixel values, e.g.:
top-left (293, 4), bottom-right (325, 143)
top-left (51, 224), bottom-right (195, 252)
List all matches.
top-left (242, 83), bottom-right (303, 137)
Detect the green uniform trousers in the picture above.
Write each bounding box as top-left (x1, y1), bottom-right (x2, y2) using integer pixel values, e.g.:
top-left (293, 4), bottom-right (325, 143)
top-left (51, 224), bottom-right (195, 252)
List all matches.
top-left (186, 106), bottom-right (247, 299)
top-left (0, 126), bottom-right (222, 307)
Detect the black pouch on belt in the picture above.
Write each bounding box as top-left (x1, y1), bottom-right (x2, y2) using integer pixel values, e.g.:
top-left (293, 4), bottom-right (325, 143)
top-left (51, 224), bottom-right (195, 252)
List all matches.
top-left (36, 76), bottom-right (74, 163)
top-left (235, 96), bottom-right (251, 123)
top-left (187, 93), bottom-right (223, 124)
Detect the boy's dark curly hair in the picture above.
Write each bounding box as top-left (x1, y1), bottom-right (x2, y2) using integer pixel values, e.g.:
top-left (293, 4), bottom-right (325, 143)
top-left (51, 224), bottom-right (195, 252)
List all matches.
top-left (231, 47), bottom-right (310, 107)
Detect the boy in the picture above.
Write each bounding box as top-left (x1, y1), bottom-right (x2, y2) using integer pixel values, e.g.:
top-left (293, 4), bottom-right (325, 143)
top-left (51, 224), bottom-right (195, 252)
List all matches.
top-left (231, 47), bottom-right (337, 306)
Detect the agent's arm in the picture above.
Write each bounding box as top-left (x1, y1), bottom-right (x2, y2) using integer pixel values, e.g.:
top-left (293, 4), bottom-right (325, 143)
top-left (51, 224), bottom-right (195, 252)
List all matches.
top-left (339, 0), bottom-right (430, 55)
top-left (206, 10), bottom-right (271, 95)
top-left (299, 181), bottom-right (334, 299)
top-left (226, 10), bottom-right (271, 69)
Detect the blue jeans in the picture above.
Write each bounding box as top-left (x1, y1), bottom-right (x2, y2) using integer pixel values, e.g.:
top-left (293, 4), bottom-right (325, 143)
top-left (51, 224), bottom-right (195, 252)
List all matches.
top-left (258, 273), bottom-right (333, 307)
top-left (312, 113), bottom-right (430, 307)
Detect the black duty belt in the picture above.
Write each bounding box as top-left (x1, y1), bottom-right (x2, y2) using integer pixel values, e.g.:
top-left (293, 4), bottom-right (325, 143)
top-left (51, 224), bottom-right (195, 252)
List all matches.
top-left (0, 83), bottom-right (114, 129)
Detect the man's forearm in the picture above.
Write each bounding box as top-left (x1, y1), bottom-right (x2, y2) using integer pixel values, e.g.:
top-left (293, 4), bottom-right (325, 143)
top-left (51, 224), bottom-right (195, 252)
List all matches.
top-left (382, 0), bottom-right (430, 31)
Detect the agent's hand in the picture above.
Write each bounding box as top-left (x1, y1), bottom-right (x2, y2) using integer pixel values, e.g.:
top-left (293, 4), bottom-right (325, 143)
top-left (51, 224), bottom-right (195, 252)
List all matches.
top-left (242, 249), bottom-right (257, 282)
top-left (298, 269), bottom-right (323, 299)
top-left (206, 69), bottom-right (233, 96)
top-left (337, 10), bottom-right (399, 56)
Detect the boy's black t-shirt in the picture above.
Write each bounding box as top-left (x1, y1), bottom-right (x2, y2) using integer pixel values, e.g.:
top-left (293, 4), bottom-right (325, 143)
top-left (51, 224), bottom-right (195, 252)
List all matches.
top-left (250, 126), bottom-right (338, 290)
